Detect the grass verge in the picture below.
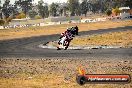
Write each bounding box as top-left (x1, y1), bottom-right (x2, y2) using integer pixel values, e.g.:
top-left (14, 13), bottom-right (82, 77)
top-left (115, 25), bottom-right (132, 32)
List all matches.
top-left (71, 30), bottom-right (132, 47)
top-left (0, 20), bottom-right (132, 40)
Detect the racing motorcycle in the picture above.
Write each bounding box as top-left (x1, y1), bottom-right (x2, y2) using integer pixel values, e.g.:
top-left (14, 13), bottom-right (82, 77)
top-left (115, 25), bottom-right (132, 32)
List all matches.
top-left (57, 26), bottom-right (79, 50)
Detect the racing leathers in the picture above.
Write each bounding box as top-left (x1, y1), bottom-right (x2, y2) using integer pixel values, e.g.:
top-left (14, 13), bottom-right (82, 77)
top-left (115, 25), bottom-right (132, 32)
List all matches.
top-left (59, 31), bottom-right (73, 46)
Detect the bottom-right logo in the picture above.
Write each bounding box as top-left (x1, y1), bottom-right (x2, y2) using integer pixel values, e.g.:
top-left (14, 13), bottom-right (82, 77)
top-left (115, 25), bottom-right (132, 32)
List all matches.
top-left (76, 66), bottom-right (131, 85)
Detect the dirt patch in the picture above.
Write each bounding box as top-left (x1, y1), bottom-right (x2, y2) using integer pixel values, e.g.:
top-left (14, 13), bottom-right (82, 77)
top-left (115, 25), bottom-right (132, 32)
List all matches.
top-left (0, 58), bottom-right (132, 88)
top-left (0, 20), bottom-right (132, 40)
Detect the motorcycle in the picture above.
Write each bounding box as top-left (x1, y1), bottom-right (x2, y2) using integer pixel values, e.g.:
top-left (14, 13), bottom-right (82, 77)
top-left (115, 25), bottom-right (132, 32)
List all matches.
top-left (57, 26), bottom-right (79, 50)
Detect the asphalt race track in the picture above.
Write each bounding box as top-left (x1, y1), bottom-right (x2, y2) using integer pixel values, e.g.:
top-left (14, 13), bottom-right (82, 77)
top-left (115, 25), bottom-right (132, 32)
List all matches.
top-left (0, 26), bottom-right (132, 59)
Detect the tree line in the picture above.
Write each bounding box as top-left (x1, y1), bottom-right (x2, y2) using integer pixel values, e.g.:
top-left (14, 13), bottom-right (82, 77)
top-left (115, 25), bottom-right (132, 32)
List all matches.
top-left (0, 0), bottom-right (131, 22)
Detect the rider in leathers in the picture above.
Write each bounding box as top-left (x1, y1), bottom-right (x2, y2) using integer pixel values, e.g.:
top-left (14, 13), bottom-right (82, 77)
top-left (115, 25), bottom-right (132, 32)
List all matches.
top-left (59, 29), bottom-right (73, 46)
